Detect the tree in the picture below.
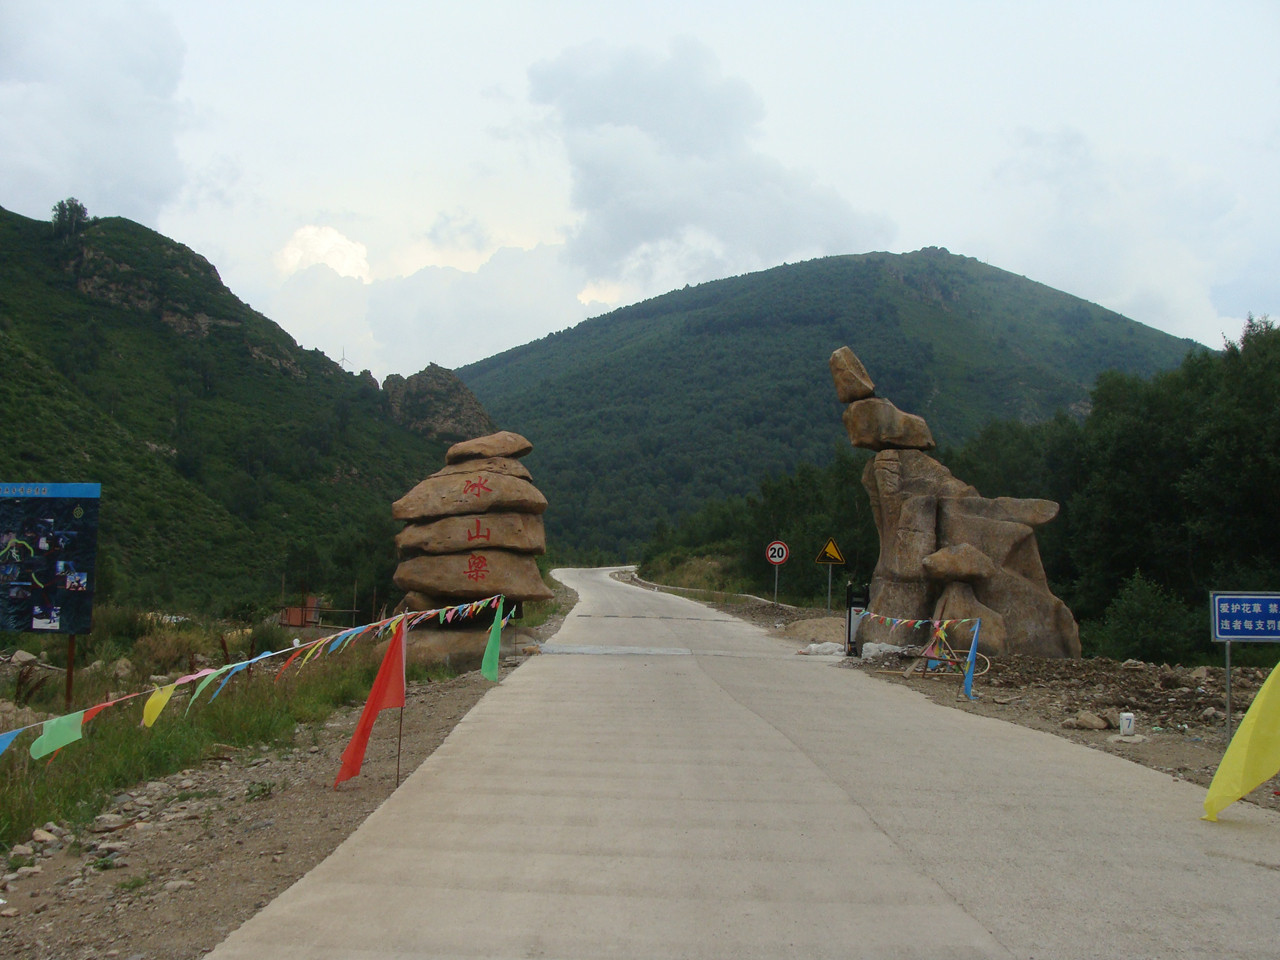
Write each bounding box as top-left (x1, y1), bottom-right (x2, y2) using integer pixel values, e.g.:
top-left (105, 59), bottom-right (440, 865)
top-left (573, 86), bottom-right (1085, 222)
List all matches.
top-left (51, 197), bottom-right (88, 239)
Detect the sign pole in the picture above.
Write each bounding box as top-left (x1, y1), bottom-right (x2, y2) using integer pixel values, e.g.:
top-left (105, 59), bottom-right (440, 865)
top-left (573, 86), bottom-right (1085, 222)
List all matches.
top-left (826, 566), bottom-right (833, 612)
top-left (773, 565), bottom-right (779, 604)
top-left (1225, 639), bottom-right (1232, 739)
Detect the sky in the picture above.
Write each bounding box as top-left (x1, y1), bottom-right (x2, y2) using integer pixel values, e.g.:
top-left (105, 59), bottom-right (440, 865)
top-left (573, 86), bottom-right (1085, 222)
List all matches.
top-left (3, 1), bottom-right (1278, 380)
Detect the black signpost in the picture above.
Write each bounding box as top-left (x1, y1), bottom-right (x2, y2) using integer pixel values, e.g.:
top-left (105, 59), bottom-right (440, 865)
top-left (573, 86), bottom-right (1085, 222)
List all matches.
top-left (1, 483), bottom-right (101, 709)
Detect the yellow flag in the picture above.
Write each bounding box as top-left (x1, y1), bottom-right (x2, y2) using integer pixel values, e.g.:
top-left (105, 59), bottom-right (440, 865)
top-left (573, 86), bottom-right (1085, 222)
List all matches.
top-left (1203, 661), bottom-right (1280, 821)
top-left (142, 683), bottom-right (178, 729)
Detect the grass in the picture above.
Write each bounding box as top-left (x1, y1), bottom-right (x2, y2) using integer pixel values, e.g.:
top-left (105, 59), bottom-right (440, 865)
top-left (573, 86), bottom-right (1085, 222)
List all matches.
top-left (0, 642), bottom-right (456, 849)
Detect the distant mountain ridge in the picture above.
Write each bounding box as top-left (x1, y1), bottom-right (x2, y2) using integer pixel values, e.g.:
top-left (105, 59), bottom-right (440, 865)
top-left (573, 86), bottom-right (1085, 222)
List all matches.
top-left (0, 204), bottom-right (491, 613)
top-left (460, 248), bottom-right (1201, 557)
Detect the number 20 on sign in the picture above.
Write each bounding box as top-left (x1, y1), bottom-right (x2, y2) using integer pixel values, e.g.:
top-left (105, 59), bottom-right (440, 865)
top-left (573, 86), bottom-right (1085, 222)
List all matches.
top-left (766, 540), bottom-right (788, 602)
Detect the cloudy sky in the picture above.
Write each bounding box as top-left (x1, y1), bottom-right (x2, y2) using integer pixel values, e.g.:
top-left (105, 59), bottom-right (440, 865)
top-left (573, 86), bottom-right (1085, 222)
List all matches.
top-left (3, 2), bottom-right (1277, 379)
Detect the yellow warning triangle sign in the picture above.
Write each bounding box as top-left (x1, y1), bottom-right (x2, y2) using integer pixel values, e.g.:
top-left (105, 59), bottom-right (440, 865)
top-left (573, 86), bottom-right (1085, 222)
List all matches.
top-left (815, 538), bottom-right (845, 564)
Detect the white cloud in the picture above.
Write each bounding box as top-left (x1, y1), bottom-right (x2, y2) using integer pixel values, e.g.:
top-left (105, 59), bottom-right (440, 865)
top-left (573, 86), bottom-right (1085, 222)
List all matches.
top-left (0, 2), bottom-right (186, 222)
top-left (529, 39), bottom-right (892, 302)
top-left (266, 244), bottom-right (590, 379)
top-left (275, 225), bottom-right (373, 283)
top-left (979, 128), bottom-right (1256, 345)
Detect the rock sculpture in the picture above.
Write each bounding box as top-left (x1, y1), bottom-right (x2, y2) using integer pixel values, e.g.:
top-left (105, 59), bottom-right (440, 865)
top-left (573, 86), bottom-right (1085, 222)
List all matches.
top-left (829, 346), bottom-right (1080, 658)
top-left (392, 430), bottom-right (553, 611)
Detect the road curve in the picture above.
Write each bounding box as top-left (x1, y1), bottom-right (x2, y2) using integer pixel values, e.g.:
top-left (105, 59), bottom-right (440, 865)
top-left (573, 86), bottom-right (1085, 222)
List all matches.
top-left (208, 567), bottom-right (1280, 960)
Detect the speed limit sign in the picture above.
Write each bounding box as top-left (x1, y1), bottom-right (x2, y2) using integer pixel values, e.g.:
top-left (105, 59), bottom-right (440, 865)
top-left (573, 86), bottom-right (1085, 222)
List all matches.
top-left (766, 540), bottom-right (789, 565)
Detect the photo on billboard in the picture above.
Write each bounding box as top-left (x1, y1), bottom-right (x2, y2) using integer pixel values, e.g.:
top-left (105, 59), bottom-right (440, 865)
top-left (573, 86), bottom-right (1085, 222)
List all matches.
top-left (0, 483), bottom-right (101, 634)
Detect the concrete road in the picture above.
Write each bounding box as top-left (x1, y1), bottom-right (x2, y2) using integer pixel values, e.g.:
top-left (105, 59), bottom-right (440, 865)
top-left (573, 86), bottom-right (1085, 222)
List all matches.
top-left (209, 567), bottom-right (1280, 959)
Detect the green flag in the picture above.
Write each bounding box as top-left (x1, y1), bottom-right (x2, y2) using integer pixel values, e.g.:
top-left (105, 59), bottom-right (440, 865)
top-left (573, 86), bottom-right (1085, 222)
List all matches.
top-left (481, 597), bottom-right (504, 682)
top-left (30, 711), bottom-right (86, 760)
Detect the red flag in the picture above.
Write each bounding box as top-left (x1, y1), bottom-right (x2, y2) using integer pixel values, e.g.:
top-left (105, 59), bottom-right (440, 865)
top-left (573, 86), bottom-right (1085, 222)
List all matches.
top-left (334, 618), bottom-right (406, 788)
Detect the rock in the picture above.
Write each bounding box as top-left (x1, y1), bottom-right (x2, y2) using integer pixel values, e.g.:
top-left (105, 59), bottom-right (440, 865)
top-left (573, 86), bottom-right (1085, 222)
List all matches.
top-left (842, 398), bottom-right (935, 451)
top-left (445, 430), bottom-right (533, 464)
top-left (922, 544), bottom-right (999, 583)
top-left (396, 512), bottom-right (546, 557)
top-left (1190, 666), bottom-right (1211, 681)
top-left (91, 814), bottom-right (128, 833)
top-left (148, 675), bottom-right (171, 686)
top-left (429, 456), bottom-right (532, 482)
top-left (392, 472), bottom-right (547, 522)
top-left (29, 829), bottom-right (56, 845)
top-left (1121, 659), bottom-right (1146, 670)
top-left (829, 346), bottom-right (876, 402)
top-left (0, 907), bottom-right (18, 917)
top-left (1074, 711), bottom-right (1109, 730)
top-left (84, 659), bottom-right (104, 673)
top-left (9, 844), bottom-right (33, 857)
top-left (10, 649), bottom-right (38, 665)
top-left (381, 364), bottom-right (495, 442)
top-left (796, 642), bottom-right (845, 655)
top-left (162, 879), bottom-right (195, 892)
top-left (111, 658), bottom-right (134, 680)
top-left (1103, 709), bottom-right (1122, 729)
top-left (1201, 706), bottom-right (1222, 721)
top-left (841, 354), bottom-right (1079, 659)
top-left (931, 582), bottom-right (1008, 656)
top-left (860, 642), bottom-right (905, 660)
top-left (394, 550), bottom-right (554, 602)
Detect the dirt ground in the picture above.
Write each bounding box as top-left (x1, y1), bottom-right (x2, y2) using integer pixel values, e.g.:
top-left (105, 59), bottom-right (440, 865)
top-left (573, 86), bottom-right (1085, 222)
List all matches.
top-left (2, 585), bottom-right (1278, 959)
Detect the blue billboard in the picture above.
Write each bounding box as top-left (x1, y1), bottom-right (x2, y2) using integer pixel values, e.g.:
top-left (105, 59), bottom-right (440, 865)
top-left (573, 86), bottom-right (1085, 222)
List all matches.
top-left (0, 483), bottom-right (101, 634)
top-left (1211, 591), bottom-right (1280, 643)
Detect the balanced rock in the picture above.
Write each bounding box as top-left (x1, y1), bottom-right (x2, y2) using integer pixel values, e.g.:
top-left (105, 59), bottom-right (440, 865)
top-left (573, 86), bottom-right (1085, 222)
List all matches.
top-left (832, 346), bottom-right (1080, 659)
top-left (842, 398), bottom-right (935, 451)
top-left (396, 512), bottom-right (545, 556)
top-left (829, 346), bottom-right (876, 403)
top-left (395, 550), bottom-right (553, 602)
top-left (393, 471), bottom-right (547, 522)
top-left (430, 456), bottom-right (532, 482)
top-left (445, 430), bottom-right (532, 464)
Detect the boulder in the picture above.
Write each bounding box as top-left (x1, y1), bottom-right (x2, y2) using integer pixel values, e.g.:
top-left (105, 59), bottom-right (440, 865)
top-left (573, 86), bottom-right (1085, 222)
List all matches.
top-left (445, 431), bottom-right (533, 464)
top-left (842, 398), bottom-right (935, 451)
top-left (394, 550), bottom-right (554, 602)
top-left (396, 512), bottom-right (546, 556)
top-left (11, 649), bottom-right (38, 665)
top-left (430, 456), bottom-right (532, 482)
top-left (829, 346), bottom-right (876, 402)
top-left (922, 544), bottom-right (999, 583)
top-left (931, 581), bottom-right (1008, 656)
top-left (393, 472), bottom-right (547, 522)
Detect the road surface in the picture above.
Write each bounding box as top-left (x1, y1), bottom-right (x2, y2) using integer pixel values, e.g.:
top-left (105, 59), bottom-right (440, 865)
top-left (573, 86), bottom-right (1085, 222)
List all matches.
top-left (209, 567), bottom-right (1280, 959)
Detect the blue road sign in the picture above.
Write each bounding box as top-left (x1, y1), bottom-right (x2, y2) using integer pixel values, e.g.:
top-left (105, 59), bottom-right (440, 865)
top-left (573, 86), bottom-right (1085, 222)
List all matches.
top-left (1211, 591), bottom-right (1280, 642)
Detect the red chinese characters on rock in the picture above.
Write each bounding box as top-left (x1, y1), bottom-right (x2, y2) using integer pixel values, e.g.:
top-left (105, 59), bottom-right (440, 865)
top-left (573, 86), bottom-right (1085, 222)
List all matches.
top-left (465, 553), bottom-right (489, 582)
top-left (462, 476), bottom-right (492, 497)
top-left (467, 518), bottom-right (491, 542)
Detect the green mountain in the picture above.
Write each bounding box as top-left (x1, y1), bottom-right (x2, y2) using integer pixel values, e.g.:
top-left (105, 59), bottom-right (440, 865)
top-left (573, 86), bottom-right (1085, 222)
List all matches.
top-left (0, 205), bottom-right (492, 616)
top-left (460, 248), bottom-right (1201, 557)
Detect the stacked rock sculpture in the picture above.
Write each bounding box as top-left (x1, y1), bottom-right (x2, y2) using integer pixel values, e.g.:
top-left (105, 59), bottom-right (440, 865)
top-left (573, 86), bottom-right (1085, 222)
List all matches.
top-left (392, 430), bottom-right (553, 610)
top-left (831, 346), bottom-right (1080, 658)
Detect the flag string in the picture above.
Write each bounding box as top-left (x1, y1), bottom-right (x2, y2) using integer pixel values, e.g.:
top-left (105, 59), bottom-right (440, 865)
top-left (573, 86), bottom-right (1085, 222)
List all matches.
top-left (0, 595), bottom-right (509, 763)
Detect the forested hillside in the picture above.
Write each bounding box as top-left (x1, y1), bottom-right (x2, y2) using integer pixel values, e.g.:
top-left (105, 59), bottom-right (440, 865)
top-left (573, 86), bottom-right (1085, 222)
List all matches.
top-left (643, 318), bottom-right (1279, 663)
top-left (0, 204), bottom-right (490, 616)
top-left (461, 248), bottom-right (1199, 557)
